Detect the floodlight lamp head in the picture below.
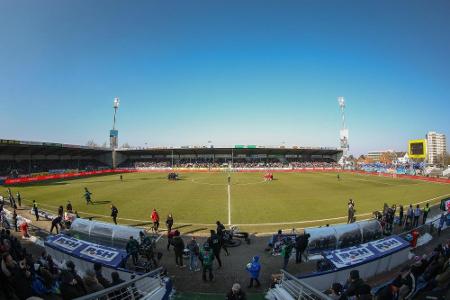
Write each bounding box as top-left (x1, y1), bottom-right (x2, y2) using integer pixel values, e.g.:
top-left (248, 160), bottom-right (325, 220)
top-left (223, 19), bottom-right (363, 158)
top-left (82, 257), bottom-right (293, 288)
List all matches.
top-left (113, 97), bottom-right (120, 109)
top-left (338, 96), bottom-right (345, 108)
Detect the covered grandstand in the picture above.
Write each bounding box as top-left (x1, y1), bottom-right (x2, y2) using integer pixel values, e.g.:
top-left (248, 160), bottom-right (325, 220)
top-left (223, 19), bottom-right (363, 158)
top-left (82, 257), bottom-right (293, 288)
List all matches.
top-left (116, 146), bottom-right (343, 168)
top-left (0, 139), bottom-right (343, 176)
top-left (0, 139), bottom-right (111, 176)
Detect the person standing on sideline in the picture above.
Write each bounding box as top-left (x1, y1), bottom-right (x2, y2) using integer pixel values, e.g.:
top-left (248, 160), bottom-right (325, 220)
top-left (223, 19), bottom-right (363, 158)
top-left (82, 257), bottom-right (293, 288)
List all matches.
top-left (173, 230), bottom-right (185, 268)
top-left (32, 200), bottom-right (39, 221)
top-left (110, 204), bottom-right (119, 225)
top-left (166, 213), bottom-right (174, 232)
top-left (337, 173), bottom-right (340, 181)
top-left (216, 221), bottom-right (230, 256)
top-left (12, 209), bottom-right (18, 232)
top-left (295, 233), bottom-right (310, 264)
top-left (58, 205), bottom-right (64, 218)
top-left (398, 205), bottom-right (404, 226)
top-left (84, 187), bottom-right (93, 205)
top-left (347, 203), bottom-right (355, 224)
top-left (208, 230), bottom-right (223, 268)
top-left (187, 236), bottom-right (200, 271)
top-left (405, 204), bottom-right (413, 228)
top-left (413, 204), bottom-right (421, 227)
top-left (139, 232), bottom-right (157, 267)
top-left (126, 236), bottom-right (139, 265)
top-left (167, 229), bottom-right (175, 251)
top-left (281, 238), bottom-right (294, 270)
top-left (199, 243), bottom-right (214, 281)
top-left (120, 174), bottom-right (123, 181)
top-left (246, 256), bottom-right (261, 288)
top-left (422, 203), bottom-right (430, 225)
top-left (7, 188), bottom-right (14, 207)
top-left (151, 208), bottom-right (160, 232)
top-left (348, 199), bottom-right (355, 207)
top-left (16, 192), bottom-right (21, 207)
top-left (66, 201), bottom-right (73, 213)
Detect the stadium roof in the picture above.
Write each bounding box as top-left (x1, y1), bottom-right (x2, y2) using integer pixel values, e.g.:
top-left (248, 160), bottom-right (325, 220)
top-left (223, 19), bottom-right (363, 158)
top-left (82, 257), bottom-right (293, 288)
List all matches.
top-left (0, 139), bottom-right (341, 157)
top-left (0, 139), bottom-right (110, 156)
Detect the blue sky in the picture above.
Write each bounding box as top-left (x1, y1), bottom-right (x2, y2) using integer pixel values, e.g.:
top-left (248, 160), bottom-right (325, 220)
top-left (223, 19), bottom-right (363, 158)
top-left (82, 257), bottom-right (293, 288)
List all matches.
top-left (1, 0), bottom-right (449, 155)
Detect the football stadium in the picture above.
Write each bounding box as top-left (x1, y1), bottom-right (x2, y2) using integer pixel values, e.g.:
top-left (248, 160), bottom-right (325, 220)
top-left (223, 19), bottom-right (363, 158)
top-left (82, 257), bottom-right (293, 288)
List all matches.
top-left (1, 142), bottom-right (449, 234)
top-left (2, 1), bottom-right (450, 300)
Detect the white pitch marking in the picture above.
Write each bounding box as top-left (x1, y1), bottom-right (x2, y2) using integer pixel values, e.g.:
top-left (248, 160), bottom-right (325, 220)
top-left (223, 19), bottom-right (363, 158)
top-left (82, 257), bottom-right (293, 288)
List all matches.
top-left (21, 193), bottom-right (450, 227)
top-left (227, 183), bottom-right (231, 226)
top-left (190, 178), bottom-right (266, 186)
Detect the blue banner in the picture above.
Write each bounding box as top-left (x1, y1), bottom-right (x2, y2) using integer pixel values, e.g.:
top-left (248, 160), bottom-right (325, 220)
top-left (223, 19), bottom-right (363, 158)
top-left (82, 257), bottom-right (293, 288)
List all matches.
top-left (325, 236), bottom-right (409, 269)
top-left (45, 234), bottom-right (128, 268)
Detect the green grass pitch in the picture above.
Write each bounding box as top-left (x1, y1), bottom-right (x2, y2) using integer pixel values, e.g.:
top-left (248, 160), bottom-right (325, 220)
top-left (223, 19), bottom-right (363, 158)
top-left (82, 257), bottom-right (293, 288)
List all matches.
top-left (7, 172), bottom-right (450, 233)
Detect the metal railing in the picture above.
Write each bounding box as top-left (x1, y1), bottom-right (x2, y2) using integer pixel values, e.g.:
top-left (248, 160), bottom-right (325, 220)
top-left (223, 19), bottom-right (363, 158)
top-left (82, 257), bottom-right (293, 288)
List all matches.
top-left (397, 212), bottom-right (447, 241)
top-left (277, 270), bottom-right (333, 300)
top-left (75, 268), bottom-right (165, 300)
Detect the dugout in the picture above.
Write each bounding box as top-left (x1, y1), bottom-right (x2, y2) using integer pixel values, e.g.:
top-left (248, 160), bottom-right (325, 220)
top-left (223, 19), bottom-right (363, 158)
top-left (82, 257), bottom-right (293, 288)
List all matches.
top-left (305, 219), bottom-right (382, 254)
top-left (304, 227), bottom-right (338, 254)
top-left (69, 218), bottom-right (146, 249)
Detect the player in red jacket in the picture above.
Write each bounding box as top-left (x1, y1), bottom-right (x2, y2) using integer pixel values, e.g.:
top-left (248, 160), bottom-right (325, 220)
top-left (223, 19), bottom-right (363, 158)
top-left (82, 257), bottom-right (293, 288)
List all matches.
top-left (151, 208), bottom-right (160, 233)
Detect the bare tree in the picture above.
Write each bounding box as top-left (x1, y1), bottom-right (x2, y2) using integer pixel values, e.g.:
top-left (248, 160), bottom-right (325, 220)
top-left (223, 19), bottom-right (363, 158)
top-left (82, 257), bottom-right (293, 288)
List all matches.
top-left (86, 140), bottom-right (98, 147)
top-left (380, 151), bottom-right (396, 164)
top-left (438, 152), bottom-right (450, 166)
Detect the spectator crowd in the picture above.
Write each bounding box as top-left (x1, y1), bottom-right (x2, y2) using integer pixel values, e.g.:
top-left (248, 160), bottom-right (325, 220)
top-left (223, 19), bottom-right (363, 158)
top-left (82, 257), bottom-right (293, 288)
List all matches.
top-left (124, 160), bottom-right (339, 169)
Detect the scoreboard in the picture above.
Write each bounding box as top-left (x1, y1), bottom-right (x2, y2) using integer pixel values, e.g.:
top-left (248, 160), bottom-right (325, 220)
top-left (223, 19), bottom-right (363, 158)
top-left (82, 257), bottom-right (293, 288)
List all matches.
top-left (408, 139), bottom-right (426, 159)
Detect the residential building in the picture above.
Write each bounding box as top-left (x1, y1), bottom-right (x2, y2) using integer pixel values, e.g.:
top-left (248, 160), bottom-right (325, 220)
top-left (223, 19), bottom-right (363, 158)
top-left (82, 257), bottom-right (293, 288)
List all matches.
top-left (426, 131), bottom-right (447, 164)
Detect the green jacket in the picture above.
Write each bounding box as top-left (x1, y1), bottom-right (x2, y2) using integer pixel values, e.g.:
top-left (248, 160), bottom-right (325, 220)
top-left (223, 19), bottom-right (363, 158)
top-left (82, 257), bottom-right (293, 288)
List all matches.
top-left (199, 248), bottom-right (214, 266)
top-left (281, 242), bottom-right (293, 258)
top-left (126, 239), bottom-right (139, 254)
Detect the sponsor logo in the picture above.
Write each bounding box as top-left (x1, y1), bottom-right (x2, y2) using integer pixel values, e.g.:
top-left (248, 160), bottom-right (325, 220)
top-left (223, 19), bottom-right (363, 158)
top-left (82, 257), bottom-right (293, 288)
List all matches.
top-left (54, 237), bottom-right (83, 251)
top-left (336, 247), bottom-right (375, 263)
top-left (80, 246), bottom-right (118, 262)
top-left (372, 238), bottom-right (402, 253)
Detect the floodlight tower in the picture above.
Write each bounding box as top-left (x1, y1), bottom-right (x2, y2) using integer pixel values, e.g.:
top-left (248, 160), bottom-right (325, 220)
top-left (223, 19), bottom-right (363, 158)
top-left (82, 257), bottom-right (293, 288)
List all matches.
top-left (338, 96), bottom-right (349, 164)
top-left (110, 97), bottom-right (120, 149)
top-left (110, 97), bottom-right (120, 169)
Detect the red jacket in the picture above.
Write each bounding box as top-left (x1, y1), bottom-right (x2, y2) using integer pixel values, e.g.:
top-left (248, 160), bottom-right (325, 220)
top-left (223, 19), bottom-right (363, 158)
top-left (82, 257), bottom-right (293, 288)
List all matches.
top-left (151, 211), bottom-right (159, 222)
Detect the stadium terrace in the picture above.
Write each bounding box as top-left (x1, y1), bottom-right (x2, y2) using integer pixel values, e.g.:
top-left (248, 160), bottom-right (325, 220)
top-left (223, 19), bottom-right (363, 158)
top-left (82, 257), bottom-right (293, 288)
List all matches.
top-left (0, 139), bottom-right (342, 177)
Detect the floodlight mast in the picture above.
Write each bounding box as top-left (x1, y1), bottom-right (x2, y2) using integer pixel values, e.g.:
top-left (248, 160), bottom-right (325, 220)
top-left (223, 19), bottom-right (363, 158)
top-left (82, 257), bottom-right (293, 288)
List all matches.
top-left (110, 97), bottom-right (120, 168)
top-left (338, 96), bottom-right (345, 129)
top-left (113, 97), bottom-right (120, 130)
top-left (338, 96), bottom-right (349, 165)
top-left (110, 97), bottom-right (120, 151)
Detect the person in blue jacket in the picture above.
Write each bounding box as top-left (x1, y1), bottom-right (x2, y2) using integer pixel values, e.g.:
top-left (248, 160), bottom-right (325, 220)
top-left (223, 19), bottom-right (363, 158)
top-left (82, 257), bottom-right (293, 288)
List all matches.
top-left (246, 256), bottom-right (261, 288)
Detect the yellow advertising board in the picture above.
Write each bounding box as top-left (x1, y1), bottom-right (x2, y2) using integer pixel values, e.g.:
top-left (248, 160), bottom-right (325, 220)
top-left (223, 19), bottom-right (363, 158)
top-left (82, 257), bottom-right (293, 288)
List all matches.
top-left (408, 139), bottom-right (427, 159)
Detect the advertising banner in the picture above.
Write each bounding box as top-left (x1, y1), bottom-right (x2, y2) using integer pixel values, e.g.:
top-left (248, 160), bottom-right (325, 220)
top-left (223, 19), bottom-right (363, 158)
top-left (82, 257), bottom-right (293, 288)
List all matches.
top-left (45, 234), bottom-right (127, 268)
top-left (4, 169), bottom-right (135, 185)
top-left (325, 236), bottom-right (409, 269)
